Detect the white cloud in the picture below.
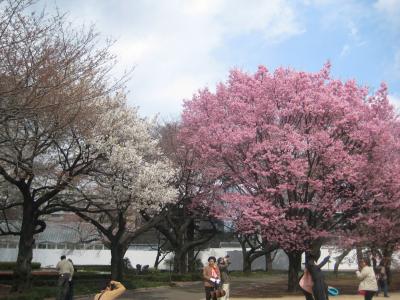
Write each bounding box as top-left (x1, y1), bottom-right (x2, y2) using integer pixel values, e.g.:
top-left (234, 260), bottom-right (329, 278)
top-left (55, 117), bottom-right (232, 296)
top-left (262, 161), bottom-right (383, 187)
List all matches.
top-left (374, 0), bottom-right (400, 25)
top-left (216, 0), bottom-right (305, 43)
top-left (48, 0), bottom-right (304, 117)
top-left (388, 94), bottom-right (400, 111)
top-left (340, 44), bottom-right (350, 57)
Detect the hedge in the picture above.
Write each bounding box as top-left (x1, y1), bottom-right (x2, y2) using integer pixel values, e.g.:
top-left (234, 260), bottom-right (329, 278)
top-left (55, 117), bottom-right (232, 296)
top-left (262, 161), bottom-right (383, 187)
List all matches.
top-left (0, 262), bottom-right (41, 270)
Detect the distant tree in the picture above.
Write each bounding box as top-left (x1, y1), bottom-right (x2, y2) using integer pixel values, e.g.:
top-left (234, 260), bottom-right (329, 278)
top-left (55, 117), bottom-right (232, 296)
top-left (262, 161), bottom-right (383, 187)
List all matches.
top-left (152, 231), bottom-right (172, 270)
top-left (142, 122), bottom-right (217, 274)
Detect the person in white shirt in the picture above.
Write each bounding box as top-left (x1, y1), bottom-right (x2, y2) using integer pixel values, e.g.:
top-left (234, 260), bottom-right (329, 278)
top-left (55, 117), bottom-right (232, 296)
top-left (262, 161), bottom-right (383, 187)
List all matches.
top-left (356, 257), bottom-right (378, 300)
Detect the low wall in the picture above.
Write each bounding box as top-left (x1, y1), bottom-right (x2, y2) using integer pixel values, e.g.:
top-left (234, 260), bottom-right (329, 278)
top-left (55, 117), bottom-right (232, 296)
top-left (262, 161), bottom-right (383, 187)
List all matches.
top-left (0, 246), bottom-right (371, 271)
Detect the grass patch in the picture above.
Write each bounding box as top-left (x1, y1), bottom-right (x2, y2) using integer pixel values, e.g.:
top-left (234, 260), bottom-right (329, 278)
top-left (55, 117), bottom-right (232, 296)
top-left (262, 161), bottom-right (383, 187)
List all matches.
top-left (0, 262), bottom-right (41, 270)
top-left (0, 270), bottom-right (203, 299)
top-left (1, 286), bottom-right (57, 300)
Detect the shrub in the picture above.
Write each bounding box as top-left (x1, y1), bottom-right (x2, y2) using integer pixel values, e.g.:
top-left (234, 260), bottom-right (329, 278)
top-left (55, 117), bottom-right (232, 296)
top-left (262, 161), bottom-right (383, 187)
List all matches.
top-left (74, 265), bottom-right (111, 272)
top-left (0, 262), bottom-right (41, 270)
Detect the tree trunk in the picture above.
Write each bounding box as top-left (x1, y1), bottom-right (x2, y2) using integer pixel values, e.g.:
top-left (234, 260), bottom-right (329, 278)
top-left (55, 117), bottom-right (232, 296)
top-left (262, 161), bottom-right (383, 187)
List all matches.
top-left (187, 248), bottom-right (195, 272)
top-left (287, 250), bottom-right (302, 292)
top-left (265, 252), bottom-right (273, 272)
top-left (154, 248), bottom-right (162, 270)
top-left (187, 221), bottom-right (195, 272)
top-left (173, 249), bottom-right (187, 274)
top-left (110, 243), bottom-right (128, 281)
top-left (334, 248), bottom-right (351, 276)
top-left (243, 253), bottom-right (252, 273)
top-left (239, 237), bottom-right (252, 273)
top-left (12, 200), bottom-right (35, 292)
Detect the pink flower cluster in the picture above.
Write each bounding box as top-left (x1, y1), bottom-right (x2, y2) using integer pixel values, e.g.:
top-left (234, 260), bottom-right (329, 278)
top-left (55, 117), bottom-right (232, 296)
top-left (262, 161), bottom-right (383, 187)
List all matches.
top-left (180, 63), bottom-right (400, 251)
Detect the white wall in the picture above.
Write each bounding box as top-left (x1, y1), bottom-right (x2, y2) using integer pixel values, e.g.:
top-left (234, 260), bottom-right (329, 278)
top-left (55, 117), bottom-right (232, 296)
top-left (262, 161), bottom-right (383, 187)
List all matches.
top-left (1, 246), bottom-right (397, 271)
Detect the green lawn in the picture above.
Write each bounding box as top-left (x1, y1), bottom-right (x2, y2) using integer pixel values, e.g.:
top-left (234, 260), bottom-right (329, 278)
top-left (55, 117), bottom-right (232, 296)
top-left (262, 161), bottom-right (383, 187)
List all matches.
top-left (0, 269), bottom-right (202, 299)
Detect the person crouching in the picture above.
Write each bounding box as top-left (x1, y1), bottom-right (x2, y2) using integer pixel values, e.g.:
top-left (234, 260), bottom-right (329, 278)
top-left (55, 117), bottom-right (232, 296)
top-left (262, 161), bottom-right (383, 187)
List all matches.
top-left (94, 280), bottom-right (126, 300)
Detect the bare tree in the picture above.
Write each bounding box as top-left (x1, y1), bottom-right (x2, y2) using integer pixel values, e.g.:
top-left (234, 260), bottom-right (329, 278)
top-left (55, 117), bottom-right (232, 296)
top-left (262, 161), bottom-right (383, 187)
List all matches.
top-left (0, 3), bottom-right (127, 291)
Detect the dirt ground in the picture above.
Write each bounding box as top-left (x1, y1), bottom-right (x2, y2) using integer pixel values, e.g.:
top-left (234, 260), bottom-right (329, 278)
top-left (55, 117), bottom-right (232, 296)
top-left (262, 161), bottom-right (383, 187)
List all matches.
top-left (230, 296), bottom-right (400, 300)
top-left (3, 272), bottom-right (400, 300)
top-left (74, 275), bottom-right (399, 300)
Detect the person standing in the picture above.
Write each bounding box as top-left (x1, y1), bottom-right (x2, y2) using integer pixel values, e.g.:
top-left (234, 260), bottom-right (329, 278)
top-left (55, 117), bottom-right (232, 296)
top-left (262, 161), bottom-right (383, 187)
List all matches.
top-left (376, 260), bottom-right (389, 297)
top-left (299, 266), bottom-right (315, 300)
top-left (56, 255), bottom-right (74, 300)
top-left (217, 256), bottom-right (230, 300)
top-left (305, 251), bottom-right (330, 300)
top-left (203, 256), bottom-right (221, 300)
top-left (65, 259), bottom-right (76, 300)
top-left (94, 280), bottom-right (126, 300)
top-left (356, 257), bottom-right (378, 300)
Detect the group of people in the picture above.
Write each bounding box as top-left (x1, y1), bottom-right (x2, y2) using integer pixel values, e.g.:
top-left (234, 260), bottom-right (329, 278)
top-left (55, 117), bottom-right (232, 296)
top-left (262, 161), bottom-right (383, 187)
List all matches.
top-left (299, 250), bottom-right (390, 300)
top-left (203, 255), bottom-right (231, 300)
top-left (56, 255), bottom-right (126, 300)
top-left (55, 251), bottom-right (390, 300)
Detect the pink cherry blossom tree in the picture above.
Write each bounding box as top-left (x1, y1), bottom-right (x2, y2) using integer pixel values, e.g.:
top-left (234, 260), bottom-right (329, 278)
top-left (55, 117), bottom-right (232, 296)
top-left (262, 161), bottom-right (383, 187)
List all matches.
top-left (180, 64), bottom-right (396, 290)
top-left (344, 95), bottom-right (400, 282)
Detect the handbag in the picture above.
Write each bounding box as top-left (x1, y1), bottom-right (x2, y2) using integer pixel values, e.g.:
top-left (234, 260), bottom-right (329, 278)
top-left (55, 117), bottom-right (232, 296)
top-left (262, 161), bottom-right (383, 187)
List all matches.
top-left (210, 287), bottom-right (226, 298)
top-left (299, 268), bottom-right (314, 294)
top-left (358, 290), bottom-right (366, 296)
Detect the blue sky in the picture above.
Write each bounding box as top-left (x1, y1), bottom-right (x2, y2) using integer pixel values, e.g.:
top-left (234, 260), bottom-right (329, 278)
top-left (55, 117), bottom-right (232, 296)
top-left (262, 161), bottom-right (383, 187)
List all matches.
top-left (43, 0), bottom-right (400, 118)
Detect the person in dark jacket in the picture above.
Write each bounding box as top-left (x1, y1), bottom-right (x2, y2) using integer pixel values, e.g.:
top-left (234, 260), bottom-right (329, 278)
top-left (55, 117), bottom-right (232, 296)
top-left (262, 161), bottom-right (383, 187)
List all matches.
top-left (305, 250), bottom-right (330, 300)
top-left (376, 260), bottom-right (389, 297)
top-left (217, 256), bottom-right (230, 300)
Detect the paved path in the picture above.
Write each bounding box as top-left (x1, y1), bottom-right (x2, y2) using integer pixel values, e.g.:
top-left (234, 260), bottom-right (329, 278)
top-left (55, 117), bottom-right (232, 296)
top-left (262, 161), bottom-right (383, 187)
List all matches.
top-left (75, 280), bottom-right (400, 300)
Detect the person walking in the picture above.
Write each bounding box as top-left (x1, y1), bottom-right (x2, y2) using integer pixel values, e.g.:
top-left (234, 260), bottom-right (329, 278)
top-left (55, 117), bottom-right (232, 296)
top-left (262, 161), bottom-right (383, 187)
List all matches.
top-left (305, 250), bottom-right (330, 300)
top-left (93, 280), bottom-right (126, 300)
top-left (56, 255), bottom-right (74, 300)
top-left (203, 256), bottom-right (221, 300)
top-left (356, 257), bottom-right (378, 300)
top-left (217, 256), bottom-right (230, 300)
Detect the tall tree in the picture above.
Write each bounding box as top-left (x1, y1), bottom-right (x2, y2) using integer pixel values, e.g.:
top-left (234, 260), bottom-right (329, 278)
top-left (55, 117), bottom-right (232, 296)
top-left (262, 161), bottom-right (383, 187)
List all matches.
top-left (346, 99), bottom-right (400, 283)
top-left (145, 122), bottom-right (217, 274)
top-left (0, 3), bottom-right (126, 291)
top-left (62, 103), bottom-right (177, 281)
top-left (180, 64), bottom-right (394, 290)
